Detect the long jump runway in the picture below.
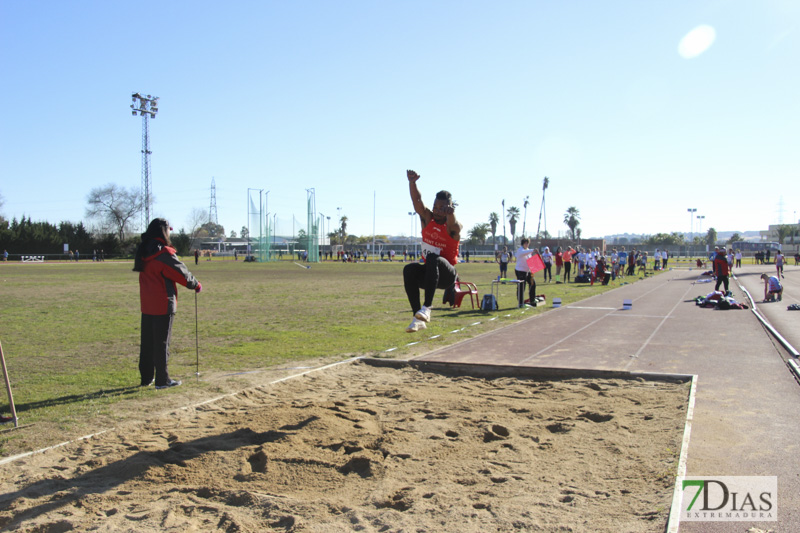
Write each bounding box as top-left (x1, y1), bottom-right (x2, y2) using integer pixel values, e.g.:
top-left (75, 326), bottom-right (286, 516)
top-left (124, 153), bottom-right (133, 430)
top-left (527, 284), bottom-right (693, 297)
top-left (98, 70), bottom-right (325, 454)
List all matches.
top-left (414, 267), bottom-right (800, 531)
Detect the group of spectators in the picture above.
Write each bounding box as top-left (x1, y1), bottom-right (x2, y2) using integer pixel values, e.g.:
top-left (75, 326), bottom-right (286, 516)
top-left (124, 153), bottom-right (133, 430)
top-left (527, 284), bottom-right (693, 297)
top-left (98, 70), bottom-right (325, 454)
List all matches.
top-left (494, 245), bottom-right (663, 284)
top-left (65, 249), bottom-right (105, 261)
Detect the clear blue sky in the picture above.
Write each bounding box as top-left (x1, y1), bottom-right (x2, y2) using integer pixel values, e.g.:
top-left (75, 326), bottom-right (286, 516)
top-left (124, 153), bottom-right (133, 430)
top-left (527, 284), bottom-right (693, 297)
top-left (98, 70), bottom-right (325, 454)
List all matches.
top-left (1, 1), bottom-right (798, 240)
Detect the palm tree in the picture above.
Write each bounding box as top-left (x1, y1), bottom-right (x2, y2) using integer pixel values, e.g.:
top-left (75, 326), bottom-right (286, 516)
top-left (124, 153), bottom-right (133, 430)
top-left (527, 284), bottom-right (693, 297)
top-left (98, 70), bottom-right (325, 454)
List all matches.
top-left (563, 206), bottom-right (580, 240)
top-left (776, 225), bottom-right (794, 245)
top-left (467, 223), bottom-right (490, 245)
top-left (521, 196), bottom-right (530, 239)
top-left (536, 176), bottom-right (549, 238)
top-left (489, 212), bottom-right (499, 244)
top-left (339, 216), bottom-right (348, 243)
top-left (706, 227), bottom-right (717, 247)
top-left (507, 206), bottom-right (520, 245)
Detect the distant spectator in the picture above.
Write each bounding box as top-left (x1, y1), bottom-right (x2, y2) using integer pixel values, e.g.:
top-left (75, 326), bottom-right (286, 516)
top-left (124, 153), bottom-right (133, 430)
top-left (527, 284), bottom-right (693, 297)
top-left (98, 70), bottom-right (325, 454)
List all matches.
top-left (562, 246), bottom-right (574, 283)
top-left (775, 250), bottom-right (784, 279)
top-left (2, 249), bottom-right (7, 262)
top-left (541, 246), bottom-right (553, 283)
top-left (555, 247), bottom-right (563, 283)
top-left (498, 246), bottom-right (510, 279)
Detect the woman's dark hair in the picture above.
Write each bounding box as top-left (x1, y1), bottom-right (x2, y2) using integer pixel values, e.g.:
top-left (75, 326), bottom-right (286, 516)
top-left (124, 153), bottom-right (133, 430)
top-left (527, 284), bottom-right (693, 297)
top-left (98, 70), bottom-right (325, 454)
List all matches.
top-left (133, 218), bottom-right (171, 272)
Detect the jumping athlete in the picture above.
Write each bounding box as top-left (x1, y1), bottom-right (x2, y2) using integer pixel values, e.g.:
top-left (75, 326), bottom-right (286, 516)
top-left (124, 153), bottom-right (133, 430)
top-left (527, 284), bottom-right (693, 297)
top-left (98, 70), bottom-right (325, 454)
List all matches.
top-left (403, 170), bottom-right (462, 333)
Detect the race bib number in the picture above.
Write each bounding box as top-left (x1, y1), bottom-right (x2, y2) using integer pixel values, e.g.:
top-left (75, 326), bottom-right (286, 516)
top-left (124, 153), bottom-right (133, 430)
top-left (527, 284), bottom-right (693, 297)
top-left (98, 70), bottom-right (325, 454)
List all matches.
top-left (421, 242), bottom-right (442, 259)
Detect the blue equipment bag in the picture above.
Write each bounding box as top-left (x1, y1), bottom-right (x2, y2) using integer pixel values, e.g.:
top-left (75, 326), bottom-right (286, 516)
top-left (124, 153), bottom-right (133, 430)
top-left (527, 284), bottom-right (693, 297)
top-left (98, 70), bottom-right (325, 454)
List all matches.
top-left (481, 294), bottom-right (498, 311)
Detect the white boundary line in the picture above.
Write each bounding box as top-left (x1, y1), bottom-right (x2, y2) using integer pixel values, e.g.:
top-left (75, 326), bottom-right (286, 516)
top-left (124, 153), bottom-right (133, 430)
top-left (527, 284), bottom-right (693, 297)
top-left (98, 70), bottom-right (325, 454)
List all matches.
top-left (666, 374), bottom-right (698, 533)
top-left (0, 357), bottom-right (363, 467)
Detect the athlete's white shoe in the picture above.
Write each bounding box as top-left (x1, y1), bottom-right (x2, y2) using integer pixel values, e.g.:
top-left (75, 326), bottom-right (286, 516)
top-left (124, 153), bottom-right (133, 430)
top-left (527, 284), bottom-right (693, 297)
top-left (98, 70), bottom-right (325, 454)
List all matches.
top-left (406, 317), bottom-right (427, 333)
top-left (414, 306), bottom-right (432, 323)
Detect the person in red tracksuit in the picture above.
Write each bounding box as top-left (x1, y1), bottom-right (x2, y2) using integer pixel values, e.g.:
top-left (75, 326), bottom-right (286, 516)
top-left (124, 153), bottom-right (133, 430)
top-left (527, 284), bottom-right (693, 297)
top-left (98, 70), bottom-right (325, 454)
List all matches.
top-left (713, 248), bottom-right (730, 293)
top-left (133, 218), bottom-right (202, 389)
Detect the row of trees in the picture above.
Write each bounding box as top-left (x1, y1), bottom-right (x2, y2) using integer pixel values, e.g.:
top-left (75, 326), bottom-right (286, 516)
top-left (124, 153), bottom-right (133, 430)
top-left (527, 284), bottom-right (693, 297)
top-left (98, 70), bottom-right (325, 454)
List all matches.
top-left (463, 206), bottom-right (582, 246)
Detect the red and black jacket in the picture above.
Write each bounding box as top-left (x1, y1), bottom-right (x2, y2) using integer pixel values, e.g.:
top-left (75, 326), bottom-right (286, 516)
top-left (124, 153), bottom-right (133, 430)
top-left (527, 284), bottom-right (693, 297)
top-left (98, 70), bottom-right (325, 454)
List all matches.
top-left (713, 252), bottom-right (730, 277)
top-left (138, 239), bottom-right (199, 315)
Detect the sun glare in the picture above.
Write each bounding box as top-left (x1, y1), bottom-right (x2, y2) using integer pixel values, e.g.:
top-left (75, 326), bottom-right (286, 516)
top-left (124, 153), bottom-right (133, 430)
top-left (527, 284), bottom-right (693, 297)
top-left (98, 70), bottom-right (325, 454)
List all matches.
top-left (678, 24), bottom-right (716, 59)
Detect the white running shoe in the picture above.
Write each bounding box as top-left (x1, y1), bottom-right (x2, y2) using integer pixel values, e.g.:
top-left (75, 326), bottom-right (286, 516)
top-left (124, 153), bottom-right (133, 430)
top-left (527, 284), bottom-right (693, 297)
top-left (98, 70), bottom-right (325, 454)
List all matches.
top-left (415, 306), bottom-right (432, 323)
top-left (406, 317), bottom-right (427, 333)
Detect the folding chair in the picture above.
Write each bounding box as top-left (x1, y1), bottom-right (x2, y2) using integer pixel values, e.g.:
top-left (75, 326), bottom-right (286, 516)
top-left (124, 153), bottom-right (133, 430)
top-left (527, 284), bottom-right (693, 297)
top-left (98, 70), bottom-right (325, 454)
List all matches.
top-left (452, 281), bottom-right (479, 309)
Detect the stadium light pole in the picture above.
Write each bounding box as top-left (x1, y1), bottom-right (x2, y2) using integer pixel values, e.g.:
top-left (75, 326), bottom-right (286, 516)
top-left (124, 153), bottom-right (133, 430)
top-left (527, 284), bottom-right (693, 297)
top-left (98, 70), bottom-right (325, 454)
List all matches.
top-left (319, 212), bottom-right (325, 248)
top-left (408, 212), bottom-right (418, 257)
top-left (336, 207), bottom-right (342, 245)
top-left (130, 93), bottom-right (159, 228)
top-left (696, 215), bottom-right (705, 239)
top-left (687, 208), bottom-right (697, 241)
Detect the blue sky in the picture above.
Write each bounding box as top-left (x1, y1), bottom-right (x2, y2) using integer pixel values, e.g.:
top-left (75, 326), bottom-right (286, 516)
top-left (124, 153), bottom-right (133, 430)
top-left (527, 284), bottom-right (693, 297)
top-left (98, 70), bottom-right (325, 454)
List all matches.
top-left (1, 1), bottom-right (797, 240)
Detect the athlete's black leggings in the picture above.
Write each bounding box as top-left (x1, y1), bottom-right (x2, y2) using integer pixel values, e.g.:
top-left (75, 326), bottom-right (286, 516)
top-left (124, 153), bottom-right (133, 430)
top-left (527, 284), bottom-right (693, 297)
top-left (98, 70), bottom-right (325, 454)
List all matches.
top-left (403, 254), bottom-right (457, 313)
top-left (564, 262), bottom-right (572, 282)
top-left (515, 269), bottom-right (536, 307)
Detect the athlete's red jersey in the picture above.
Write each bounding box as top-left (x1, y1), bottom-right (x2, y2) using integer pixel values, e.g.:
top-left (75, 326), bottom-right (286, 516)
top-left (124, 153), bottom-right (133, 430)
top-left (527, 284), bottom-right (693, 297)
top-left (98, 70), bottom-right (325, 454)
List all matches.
top-left (420, 219), bottom-right (459, 266)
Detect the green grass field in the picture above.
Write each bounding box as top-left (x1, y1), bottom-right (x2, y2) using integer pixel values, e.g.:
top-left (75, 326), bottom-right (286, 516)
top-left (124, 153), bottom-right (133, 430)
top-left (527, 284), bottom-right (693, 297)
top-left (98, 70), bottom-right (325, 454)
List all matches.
top-left (0, 257), bottom-right (656, 456)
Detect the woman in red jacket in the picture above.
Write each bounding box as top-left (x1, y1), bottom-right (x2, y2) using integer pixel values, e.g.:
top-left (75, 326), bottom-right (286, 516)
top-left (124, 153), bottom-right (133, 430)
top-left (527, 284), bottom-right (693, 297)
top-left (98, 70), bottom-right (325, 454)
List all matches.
top-left (133, 218), bottom-right (201, 389)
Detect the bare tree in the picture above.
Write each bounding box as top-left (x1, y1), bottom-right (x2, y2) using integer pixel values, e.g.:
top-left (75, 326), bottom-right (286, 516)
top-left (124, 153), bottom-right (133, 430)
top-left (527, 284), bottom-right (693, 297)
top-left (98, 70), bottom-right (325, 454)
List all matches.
top-left (85, 184), bottom-right (143, 242)
top-left (186, 208), bottom-right (209, 239)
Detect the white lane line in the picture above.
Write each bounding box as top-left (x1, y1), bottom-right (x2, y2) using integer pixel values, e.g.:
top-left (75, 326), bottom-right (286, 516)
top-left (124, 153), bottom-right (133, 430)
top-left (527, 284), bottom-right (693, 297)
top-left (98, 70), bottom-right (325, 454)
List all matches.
top-left (623, 283), bottom-right (695, 371)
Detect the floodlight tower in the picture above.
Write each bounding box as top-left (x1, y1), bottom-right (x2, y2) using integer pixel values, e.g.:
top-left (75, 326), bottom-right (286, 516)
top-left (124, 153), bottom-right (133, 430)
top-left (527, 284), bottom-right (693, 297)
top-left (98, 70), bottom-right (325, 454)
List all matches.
top-left (131, 93), bottom-right (159, 227)
top-left (687, 208), bottom-right (697, 240)
top-left (209, 178), bottom-right (218, 225)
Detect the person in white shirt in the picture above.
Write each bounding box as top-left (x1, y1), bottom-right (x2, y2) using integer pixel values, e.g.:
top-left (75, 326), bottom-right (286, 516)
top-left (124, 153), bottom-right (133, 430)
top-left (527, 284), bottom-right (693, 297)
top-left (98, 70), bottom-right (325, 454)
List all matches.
top-left (514, 238), bottom-right (538, 307)
top-left (541, 246), bottom-right (553, 283)
top-left (734, 249), bottom-right (742, 268)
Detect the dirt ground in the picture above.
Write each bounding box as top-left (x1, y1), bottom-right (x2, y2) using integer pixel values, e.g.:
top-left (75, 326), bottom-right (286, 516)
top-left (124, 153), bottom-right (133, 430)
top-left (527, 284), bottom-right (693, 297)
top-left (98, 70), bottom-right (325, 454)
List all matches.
top-left (0, 360), bottom-right (690, 532)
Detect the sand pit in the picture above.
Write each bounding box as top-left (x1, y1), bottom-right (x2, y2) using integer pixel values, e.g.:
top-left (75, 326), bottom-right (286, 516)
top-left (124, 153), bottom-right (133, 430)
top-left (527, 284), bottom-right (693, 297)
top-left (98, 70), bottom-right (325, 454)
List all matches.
top-left (0, 360), bottom-right (690, 532)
